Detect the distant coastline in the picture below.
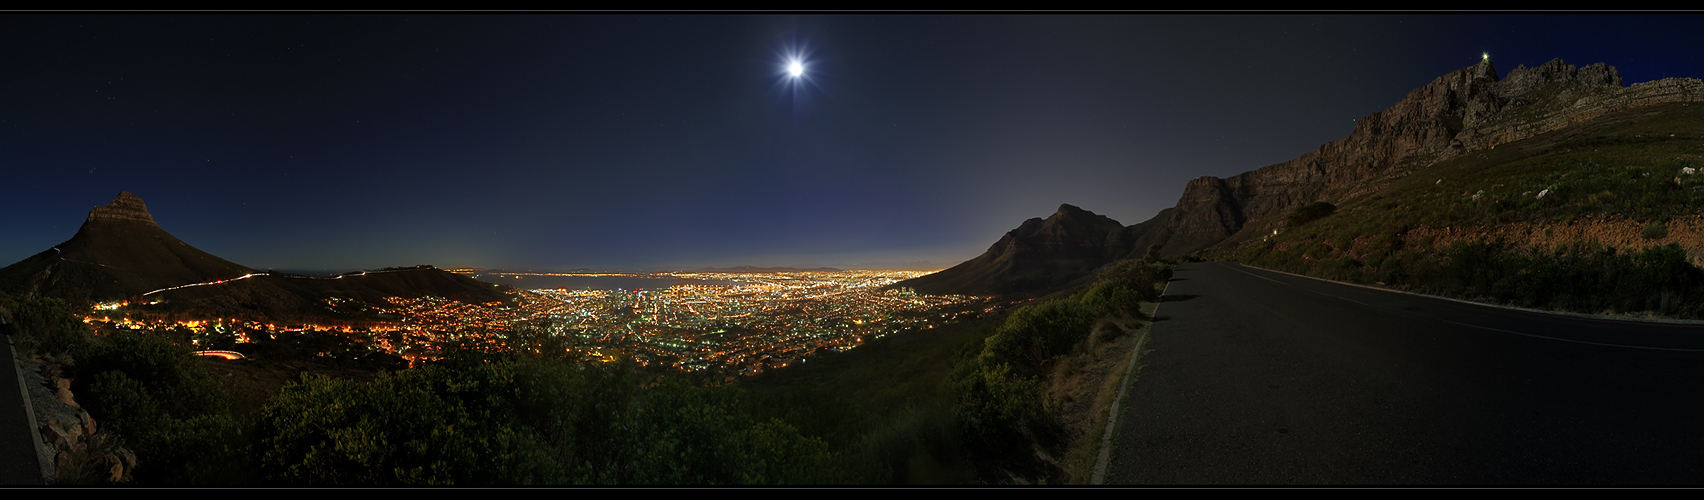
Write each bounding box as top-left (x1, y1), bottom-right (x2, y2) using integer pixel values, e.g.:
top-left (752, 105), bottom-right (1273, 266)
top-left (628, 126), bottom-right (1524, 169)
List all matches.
top-left (468, 274), bottom-right (743, 290)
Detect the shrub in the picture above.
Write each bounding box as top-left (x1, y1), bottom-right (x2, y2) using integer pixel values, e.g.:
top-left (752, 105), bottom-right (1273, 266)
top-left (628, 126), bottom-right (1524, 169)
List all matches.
top-left (1286, 201), bottom-right (1338, 228)
top-left (75, 331), bottom-right (250, 485)
top-left (1641, 222), bottom-right (1670, 240)
top-left (0, 293), bottom-right (94, 358)
top-left (256, 359), bottom-right (837, 485)
top-left (256, 366), bottom-right (563, 486)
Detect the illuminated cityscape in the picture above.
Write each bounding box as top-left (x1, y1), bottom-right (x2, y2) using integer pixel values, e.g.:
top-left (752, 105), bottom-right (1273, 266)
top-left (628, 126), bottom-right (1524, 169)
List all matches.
top-left (83, 269), bottom-right (1000, 379)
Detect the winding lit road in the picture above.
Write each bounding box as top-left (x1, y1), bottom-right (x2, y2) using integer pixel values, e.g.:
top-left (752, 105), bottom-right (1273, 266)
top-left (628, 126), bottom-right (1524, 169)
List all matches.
top-left (1104, 262), bottom-right (1704, 485)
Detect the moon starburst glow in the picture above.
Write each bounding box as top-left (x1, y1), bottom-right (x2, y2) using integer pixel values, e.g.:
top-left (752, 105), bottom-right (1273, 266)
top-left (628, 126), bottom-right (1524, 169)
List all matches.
top-left (788, 60), bottom-right (805, 78)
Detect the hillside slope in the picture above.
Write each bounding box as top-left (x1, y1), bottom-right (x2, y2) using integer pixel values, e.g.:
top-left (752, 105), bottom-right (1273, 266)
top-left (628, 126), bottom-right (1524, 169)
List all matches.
top-left (905, 59), bottom-right (1704, 297)
top-left (0, 192), bottom-right (516, 322)
top-left (1228, 101), bottom-right (1704, 317)
top-left (0, 192), bottom-right (255, 301)
top-left (1133, 58), bottom-right (1704, 258)
top-left (898, 204), bottom-right (1132, 296)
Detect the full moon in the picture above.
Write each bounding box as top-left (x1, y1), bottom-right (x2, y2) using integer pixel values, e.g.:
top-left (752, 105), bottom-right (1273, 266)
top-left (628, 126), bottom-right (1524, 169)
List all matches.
top-left (788, 61), bottom-right (804, 77)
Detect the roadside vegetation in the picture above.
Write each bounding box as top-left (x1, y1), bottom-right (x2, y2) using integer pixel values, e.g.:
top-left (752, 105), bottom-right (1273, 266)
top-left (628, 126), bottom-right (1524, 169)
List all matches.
top-left (950, 256), bottom-right (1170, 483)
top-left (1226, 102), bottom-right (1704, 318)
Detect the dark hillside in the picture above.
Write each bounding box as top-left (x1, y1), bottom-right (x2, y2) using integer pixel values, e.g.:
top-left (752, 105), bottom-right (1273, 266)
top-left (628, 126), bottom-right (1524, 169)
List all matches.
top-left (0, 192), bottom-right (254, 301)
top-left (907, 59), bottom-right (1703, 299)
top-left (133, 267), bottom-right (516, 324)
top-left (897, 204), bottom-right (1133, 296)
top-left (1230, 101), bottom-right (1704, 317)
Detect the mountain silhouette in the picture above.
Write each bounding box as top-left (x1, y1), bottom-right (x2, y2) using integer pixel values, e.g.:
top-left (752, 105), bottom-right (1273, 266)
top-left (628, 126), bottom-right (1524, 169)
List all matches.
top-left (0, 192), bottom-right (254, 301)
top-left (0, 192), bottom-right (513, 322)
top-left (905, 59), bottom-right (1704, 296)
top-left (899, 204), bottom-right (1130, 295)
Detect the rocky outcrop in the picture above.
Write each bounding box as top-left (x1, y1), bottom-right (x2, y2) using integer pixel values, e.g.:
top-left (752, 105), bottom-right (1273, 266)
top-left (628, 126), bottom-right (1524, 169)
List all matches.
top-left (84, 192), bottom-right (156, 225)
top-left (1131, 59), bottom-right (1704, 257)
top-left (1458, 70), bottom-right (1704, 151)
top-left (1116, 176), bottom-right (1248, 257)
top-left (34, 359), bottom-right (135, 484)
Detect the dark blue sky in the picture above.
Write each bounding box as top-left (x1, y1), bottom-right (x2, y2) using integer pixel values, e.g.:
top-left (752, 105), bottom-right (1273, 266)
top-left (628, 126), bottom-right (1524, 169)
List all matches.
top-left (4, 14), bottom-right (1703, 271)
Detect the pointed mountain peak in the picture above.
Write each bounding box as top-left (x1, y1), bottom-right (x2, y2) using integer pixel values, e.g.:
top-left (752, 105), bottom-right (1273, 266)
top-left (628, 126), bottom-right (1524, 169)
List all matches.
top-left (86, 191), bottom-right (157, 225)
top-left (1048, 203), bottom-right (1096, 220)
top-left (1044, 203), bottom-right (1120, 227)
top-left (1474, 55), bottom-right (1497, 72)
top-left (1050, 203), bottom-right (1093, 219)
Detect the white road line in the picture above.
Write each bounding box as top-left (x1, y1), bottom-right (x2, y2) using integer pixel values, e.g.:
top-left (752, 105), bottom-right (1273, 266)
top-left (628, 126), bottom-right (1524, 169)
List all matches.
top-left (1318, 293), bottom-right (1369, 306)
top-left (1441, 320), bottom-right (1704, 352)
top-left (1227, 265), bottom-right (1289, 285)
top-left (1233, 264), bottom-right (1369, 305)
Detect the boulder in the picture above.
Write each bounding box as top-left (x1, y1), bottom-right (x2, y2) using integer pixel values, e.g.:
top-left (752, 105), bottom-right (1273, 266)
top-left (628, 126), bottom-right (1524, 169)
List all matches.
top-left (79, 409), bottom-right (97, 436)
top-left (42, 420), bottom-right (70, 447)
top-left (56, 387), bottom-right (79, 408)
top-left (104, 454), bottom-right (124, 482)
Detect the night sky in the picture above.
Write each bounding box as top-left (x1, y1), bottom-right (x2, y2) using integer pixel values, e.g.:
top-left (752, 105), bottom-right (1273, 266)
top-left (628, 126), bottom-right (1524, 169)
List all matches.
top-left (5, 14), bottom-right (1704, 271)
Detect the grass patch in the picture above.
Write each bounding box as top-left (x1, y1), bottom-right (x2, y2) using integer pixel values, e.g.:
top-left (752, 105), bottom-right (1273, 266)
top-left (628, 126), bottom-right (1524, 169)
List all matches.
top-left (1059, 301), bottom-right (1156, 484)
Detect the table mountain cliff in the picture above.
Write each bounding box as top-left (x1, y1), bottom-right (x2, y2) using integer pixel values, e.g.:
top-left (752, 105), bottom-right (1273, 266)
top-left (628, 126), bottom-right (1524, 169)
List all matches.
top-left (902, 58), bottom-right (1704, 296)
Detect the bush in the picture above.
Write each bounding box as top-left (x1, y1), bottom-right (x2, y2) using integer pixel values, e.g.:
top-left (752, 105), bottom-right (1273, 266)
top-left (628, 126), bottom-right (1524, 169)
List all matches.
top-left (950, 259), bottom-right (1172, 483)
top-left (256, 366), bottom-right (562, 486)
top-left (1641, 222), bottom-right (1670, 240)
top-left (75, 331), bottom-right (248, 485)
top-left (0, 293), bottom-right (94, 358)
top-left (1286, 201), bottom-right (1338, 228)
top-left (256, 359), bottom-right (838, 485)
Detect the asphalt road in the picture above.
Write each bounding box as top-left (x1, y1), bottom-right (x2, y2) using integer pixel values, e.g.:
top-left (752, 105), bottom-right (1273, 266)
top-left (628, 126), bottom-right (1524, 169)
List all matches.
top-left (1104, 262), bottom-right (1704, 485)
top-left (2, 334), bottom-right (42, 485)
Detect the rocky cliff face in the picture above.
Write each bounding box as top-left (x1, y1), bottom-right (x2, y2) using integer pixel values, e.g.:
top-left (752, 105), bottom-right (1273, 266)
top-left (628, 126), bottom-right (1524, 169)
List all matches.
top-left (909, 59), bottom-right (1704, 296)
top-left (1136, 58), bottom-right (1704, 256)
top-left (83, 191), bottom-right (157, 225)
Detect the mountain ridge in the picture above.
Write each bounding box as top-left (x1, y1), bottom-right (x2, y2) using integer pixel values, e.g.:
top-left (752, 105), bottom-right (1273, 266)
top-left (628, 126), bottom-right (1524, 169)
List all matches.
top-left (0, 192), bottom-right (514, 322)
top-left (0, 192), bottom-right (255, 301)
top-left (899, 203), bottom-right (1129, 295)
top-left (902, 58), bottom-right (1704, 296)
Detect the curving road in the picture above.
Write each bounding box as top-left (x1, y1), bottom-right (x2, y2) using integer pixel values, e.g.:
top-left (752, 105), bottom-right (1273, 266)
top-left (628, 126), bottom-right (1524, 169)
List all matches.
top-left (2, 333), bottom-right (43, 484)
top-left (1104, 262), bottom-right (1704, 485)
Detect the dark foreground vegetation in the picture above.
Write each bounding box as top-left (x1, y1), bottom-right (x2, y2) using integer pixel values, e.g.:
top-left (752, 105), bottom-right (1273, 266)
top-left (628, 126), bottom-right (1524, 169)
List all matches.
top-left (1, 257), bottom-right (1172, 485)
